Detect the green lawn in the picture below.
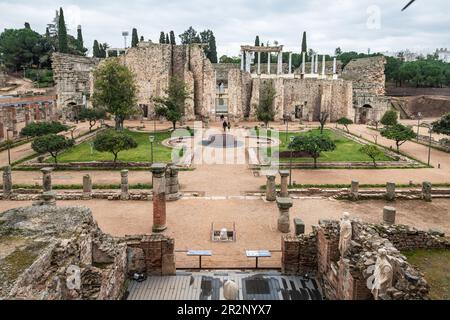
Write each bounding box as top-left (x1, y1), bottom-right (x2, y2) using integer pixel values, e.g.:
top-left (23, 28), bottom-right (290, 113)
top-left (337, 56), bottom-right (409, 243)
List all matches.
top-left (254, 129), bottom-right (393, 163)
top-left (54, 130), bottom-right (176, 163)
top-left (403, 249), bottom-right (450, 300)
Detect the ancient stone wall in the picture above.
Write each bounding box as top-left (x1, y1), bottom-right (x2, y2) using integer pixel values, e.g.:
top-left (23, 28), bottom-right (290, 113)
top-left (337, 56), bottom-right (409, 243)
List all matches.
top-left (228, 69), bottom-right (252, 119)
top-left (52, 53), bottom-right (100, 112)
top-left (281, 233), bottom-right (318, 275)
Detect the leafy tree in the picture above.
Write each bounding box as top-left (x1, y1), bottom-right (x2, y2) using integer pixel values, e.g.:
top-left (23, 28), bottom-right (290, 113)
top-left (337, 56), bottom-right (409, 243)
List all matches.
top-left (99, 43), bottom-right (108, 58)
top-left (93, 40), bottom-right (101, 58)
top-left (289, 134), bottom-right (336, 168)
top-left (169, 31), bottom-right (176, 45)
top-left (58, 7), bottom-right (68, 53)
top-left (93, 129), bottom-right (138, 163)
top-left (301, 31), bottom-right (307, 54)
top-left (432, 113), bottom-right (450, 135)
top-left (154, 77), bottom-right (191, 130)
top-left (381, 123), bottom-right (416, 152)
top-left (159, 32), bottom-right (166, 44)
top-left (199, 30), bottom-right (218, 63)
top-left (24, 22), bottom-right (31, 30)
top-left (179, 27), bottom-right (200, 44)
top-left (21, 121), bottom-right (69, 137)
top-left (381, 110), bottom-right (398, 127)
top-left (359, 144), bottom-right (383, 167)
top-left (319, 112), bottom-right (330, 134)
top-left (256, 82), bottom-right (276, 127)
top-left (337, 117), bottom-right (353, 133)
top-left (78, 108), bottom-right (107, 132)
top-left (32, 134), bottom-right (74, 164)
top-left (219, 55), bottom-right (240, 64)
top-left (92, 58), bottom-right (138, 130)
top-left (335, 47), bottom-right (342, 56)
top-left (131, 28), bottom-right (139, 48)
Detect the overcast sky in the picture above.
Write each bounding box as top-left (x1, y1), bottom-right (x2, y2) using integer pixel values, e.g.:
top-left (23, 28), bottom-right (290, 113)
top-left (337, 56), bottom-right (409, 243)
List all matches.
top-left (1, 0), bottom-right (449, 57)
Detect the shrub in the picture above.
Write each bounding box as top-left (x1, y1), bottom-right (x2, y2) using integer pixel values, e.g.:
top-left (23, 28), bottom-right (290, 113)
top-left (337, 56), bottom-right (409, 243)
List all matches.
top-left (93, 130), bottom-right (138, 163)
top-left (289, 134), bottom-right (336, 168)
top-left (21, 121), bottom-right (69, 137)
top-left (31, 134), bottom-right (75, 164)
top-left (381, 110), bottom-right (398, 127)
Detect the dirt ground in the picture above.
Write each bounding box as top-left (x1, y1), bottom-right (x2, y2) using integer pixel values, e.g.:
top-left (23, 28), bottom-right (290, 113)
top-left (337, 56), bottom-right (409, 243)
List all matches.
top-left (1, 198), bottom-right (448, 268)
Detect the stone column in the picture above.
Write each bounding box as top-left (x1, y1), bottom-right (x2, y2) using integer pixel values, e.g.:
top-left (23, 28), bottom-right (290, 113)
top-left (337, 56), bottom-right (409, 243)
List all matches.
top-left (257, 52), bottom-right (261, 74)
top-left (41, 167), bottom-right (53, 192)
top-left (266, 174), bottom-right (276, 202)
top-left (240, 51), bottom-right (244, 71)
top-left (322, 55), bottom-right (326, 76)
top-left (310, 56), bottom-right (314, 74)
top-left (166, 166), bottom-right (181, 201)
top-left (152, 164), bottom-right (168, 233)
top-left (83, 174), bottom-right (92, 199)
top-left (267, 52), bottom-right (271, 75)
top-left (279, 170), bottom-right (290, 197)
top-left (422, 182), bottom-right (432, 202)
top-left (277, 197), bottom-right (293, 233)
top-left (333, 57), bottom-right (337, 74)
top-left (383, 206), bottom-right (396, 225)
top-left (315, 55), bottom-right (319, 74)
top-left (350, 180), bottom-right (359, 201)
top-left (245, 51), bottom-right (251, 73)
top-left (302, 52), bottom-right (306, 74)
top-left (386, 182), bottom-right (396, 201)
top-left (3, 165), bottom-right (12, 199)
top-left (277, 52), bottom-right (283, 75)
top-left (120, 170), bottom-right (129, 200)
top-left (288, 52), bottom-right (293, 74)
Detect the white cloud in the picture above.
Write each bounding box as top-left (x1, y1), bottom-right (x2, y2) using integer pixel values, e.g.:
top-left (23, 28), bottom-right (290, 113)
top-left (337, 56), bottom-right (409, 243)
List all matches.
top-left (0, 0), bottom-right (449, 56)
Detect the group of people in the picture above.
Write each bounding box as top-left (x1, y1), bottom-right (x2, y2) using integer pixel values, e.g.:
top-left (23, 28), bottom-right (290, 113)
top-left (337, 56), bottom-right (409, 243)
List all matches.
top-left (220, 115), bottom-right (232, 132)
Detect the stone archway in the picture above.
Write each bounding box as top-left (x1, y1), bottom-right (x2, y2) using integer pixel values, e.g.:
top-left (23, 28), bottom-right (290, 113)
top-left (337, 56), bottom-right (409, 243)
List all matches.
top-left (359, 104), bottom-right (373, 124)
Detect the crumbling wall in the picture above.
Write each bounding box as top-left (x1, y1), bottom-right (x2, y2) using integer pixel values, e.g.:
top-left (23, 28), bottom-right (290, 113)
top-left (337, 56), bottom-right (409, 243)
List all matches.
top-left (281, 233), bottom-right (318, 275)
top-left (342, 56), bottom-right (386, 96)
top-left (228, 69), bottom-right (252, 119)
top-left (52, 53), bottom-right (100, 111)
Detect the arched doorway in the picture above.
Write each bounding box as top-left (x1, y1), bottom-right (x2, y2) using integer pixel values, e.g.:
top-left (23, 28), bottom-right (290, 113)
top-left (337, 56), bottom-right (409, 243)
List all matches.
top-left (359, 104), bottom-right (372, 124)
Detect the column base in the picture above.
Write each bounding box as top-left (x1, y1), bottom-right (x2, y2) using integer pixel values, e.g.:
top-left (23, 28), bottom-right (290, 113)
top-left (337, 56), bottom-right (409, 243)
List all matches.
top-left (152, 225), bottom-right (168, 233)
top-left (166, 193), bottom-right (182, 202)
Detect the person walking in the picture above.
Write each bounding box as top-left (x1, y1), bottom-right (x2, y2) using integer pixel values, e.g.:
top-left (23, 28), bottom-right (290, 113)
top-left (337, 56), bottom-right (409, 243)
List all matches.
top-left (227, 121), bottom-right (231, 131)
top-left (223, 121), bottom-right (228, 132)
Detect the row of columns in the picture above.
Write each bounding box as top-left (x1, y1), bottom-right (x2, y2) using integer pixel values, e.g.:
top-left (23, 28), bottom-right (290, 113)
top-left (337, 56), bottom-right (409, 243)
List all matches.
top-left (309, 54), bottom-right (338, 77)
top-left (350, 180), bottom-right (433, 202)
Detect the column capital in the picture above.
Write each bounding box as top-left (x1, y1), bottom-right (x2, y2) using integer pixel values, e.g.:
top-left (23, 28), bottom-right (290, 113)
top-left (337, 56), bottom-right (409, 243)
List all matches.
top-left (151, 163), bottom-right (167, 174)
top-left (276, 197), bottom-right (293, 210)
top-left (279, 170), bottom-right (290, 178)
top-left (41, 167), bottom-right (54, 174)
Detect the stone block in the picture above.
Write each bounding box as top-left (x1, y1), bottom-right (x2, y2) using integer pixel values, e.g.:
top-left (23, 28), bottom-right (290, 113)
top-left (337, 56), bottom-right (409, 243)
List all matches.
top-left (294, 218), bottom-right (306, 236)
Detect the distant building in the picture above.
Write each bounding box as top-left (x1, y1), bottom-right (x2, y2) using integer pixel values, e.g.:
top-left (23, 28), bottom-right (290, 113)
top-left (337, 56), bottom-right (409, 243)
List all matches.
top-left (383, 50), bottom-right (420, 62)
top-left (436, 48), bottom-right (450, 63)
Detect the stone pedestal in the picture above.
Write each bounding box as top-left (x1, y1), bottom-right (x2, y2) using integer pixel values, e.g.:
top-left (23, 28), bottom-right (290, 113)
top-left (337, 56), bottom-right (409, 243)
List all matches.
top-left (277, 197), bottom-right (293, 233)
top-left (386, 182), bottom-right (396, 201)
top-left (350, 180), bottom-right (359, 201)
top-left (121, 170), bottom-right (129, 200)
top-left (266, 174), bottom-right (276, 202)
top-left (83, 174), bottom-right (92, 199)
top-left (41, 167), bottom-right (54, 192)
top-left (165, 166), bottom-right (182, 201)
top-left (422, 182), bottom-right (432, 202)
top-left (279, 170), bottom-right (290, 198)
top-left (383, 206), bottom-right (396, 225)
top-left (3, 165), bottom-right (12, 199)
top-left (151, 164), bottom-right (168, 233)
top-left (294, 218), bottom-right (305, 236)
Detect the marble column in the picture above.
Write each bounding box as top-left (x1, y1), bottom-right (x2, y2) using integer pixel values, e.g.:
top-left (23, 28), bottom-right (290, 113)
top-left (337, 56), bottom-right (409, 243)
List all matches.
top-left (279, 170), bottom-right (290, 197)
top-left (121, 170), bottom-right (129, 200)
top-left (41, 167), bottom-right (53, 192)
top-left (422, 182), bottom-right (432, 202)
top-left (3, 165), bottom-right (12, 199)
top-left (267, 53), bottom-right (271, 75)
top-left (246, 51), bottom-right (252, 73)
top-left (240, 51), bottom-right (244, 71)
top-left (302, 52), bottom-right (306, 74)
top-left (83, 174), bottom-right (92, 199)
top-left (333, 57), bottom-right (337, 74)
top-left (351, 180), bottom-right (359, 201)
top-left (314, 55), bottom-right (319, 74)
top-left (383, 206), bottom-right (396, 225)
top-left (288, 52), bottom-right (293, 74)
top-left (386, 182), bottom-right (396, 201)
top-left (310, 56), bottom-right (314, 74)
top-left (151, 163), bottom-right (168, 233)
top-left (277, 52), bottom-right (283, 75)
top-left (257, 52), bottom-right (261, 74)
top-left (322, 55), bottom-right (326, 76)
top-left (266, 174), bottom-right (276, 202)
top-left (277, 197), bottom-right (293, 233)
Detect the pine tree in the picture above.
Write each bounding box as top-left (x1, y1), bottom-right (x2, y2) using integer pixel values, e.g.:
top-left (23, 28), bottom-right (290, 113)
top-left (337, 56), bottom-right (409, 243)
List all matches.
top-left (159, 32), bottom-right (166, 44)
top-left (131, 28), bottom-right (139, 47)
top-left (93, 40), bottom-right (100, 58)
top-left (254, 36), bottom-right (260, 64)
top-left (170, 31), bottom-right (176, 45)
top-left (77, 25), bottom-right (84, 51)
top-left (24, 22), bottom-right (31, 30)
top-left (165, 33), bottom-right (170, 44)
top-left (58, 7), bottom-right (68, 53)
top-left (301, 31), bottom-right (307, 54)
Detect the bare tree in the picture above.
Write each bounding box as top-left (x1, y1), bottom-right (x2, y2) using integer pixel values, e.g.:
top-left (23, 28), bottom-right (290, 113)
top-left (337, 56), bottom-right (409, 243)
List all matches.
top-left (319, 112), bottom-right (329, 134)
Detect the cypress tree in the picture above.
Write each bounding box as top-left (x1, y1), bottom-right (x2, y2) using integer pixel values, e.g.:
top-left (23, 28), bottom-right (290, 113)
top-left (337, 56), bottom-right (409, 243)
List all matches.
top-left (93, 40), bottom-right (100, 58)
top-left (254, 36), bottom-right (260, 64)
top-left (170, 31), bottom-right (176, 45)
top-left (159, 32), bottom-right (165, 44)
top-left (45, 27), bottom-right (50, 38)
top-left (301, 31), bottom-right (307, 54)
top-left (131, 28), bottom-right (139, 47)
top-left (166, 33), bottom-right (170, 44)
top-left (24, 22), bottom-right (31, 29)
top-left (77, 25), bottom-right (84, 51)
top-left (58, 7), bottom-right (68, 53)
top-left (208, 34), bottom-right (218, 63)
